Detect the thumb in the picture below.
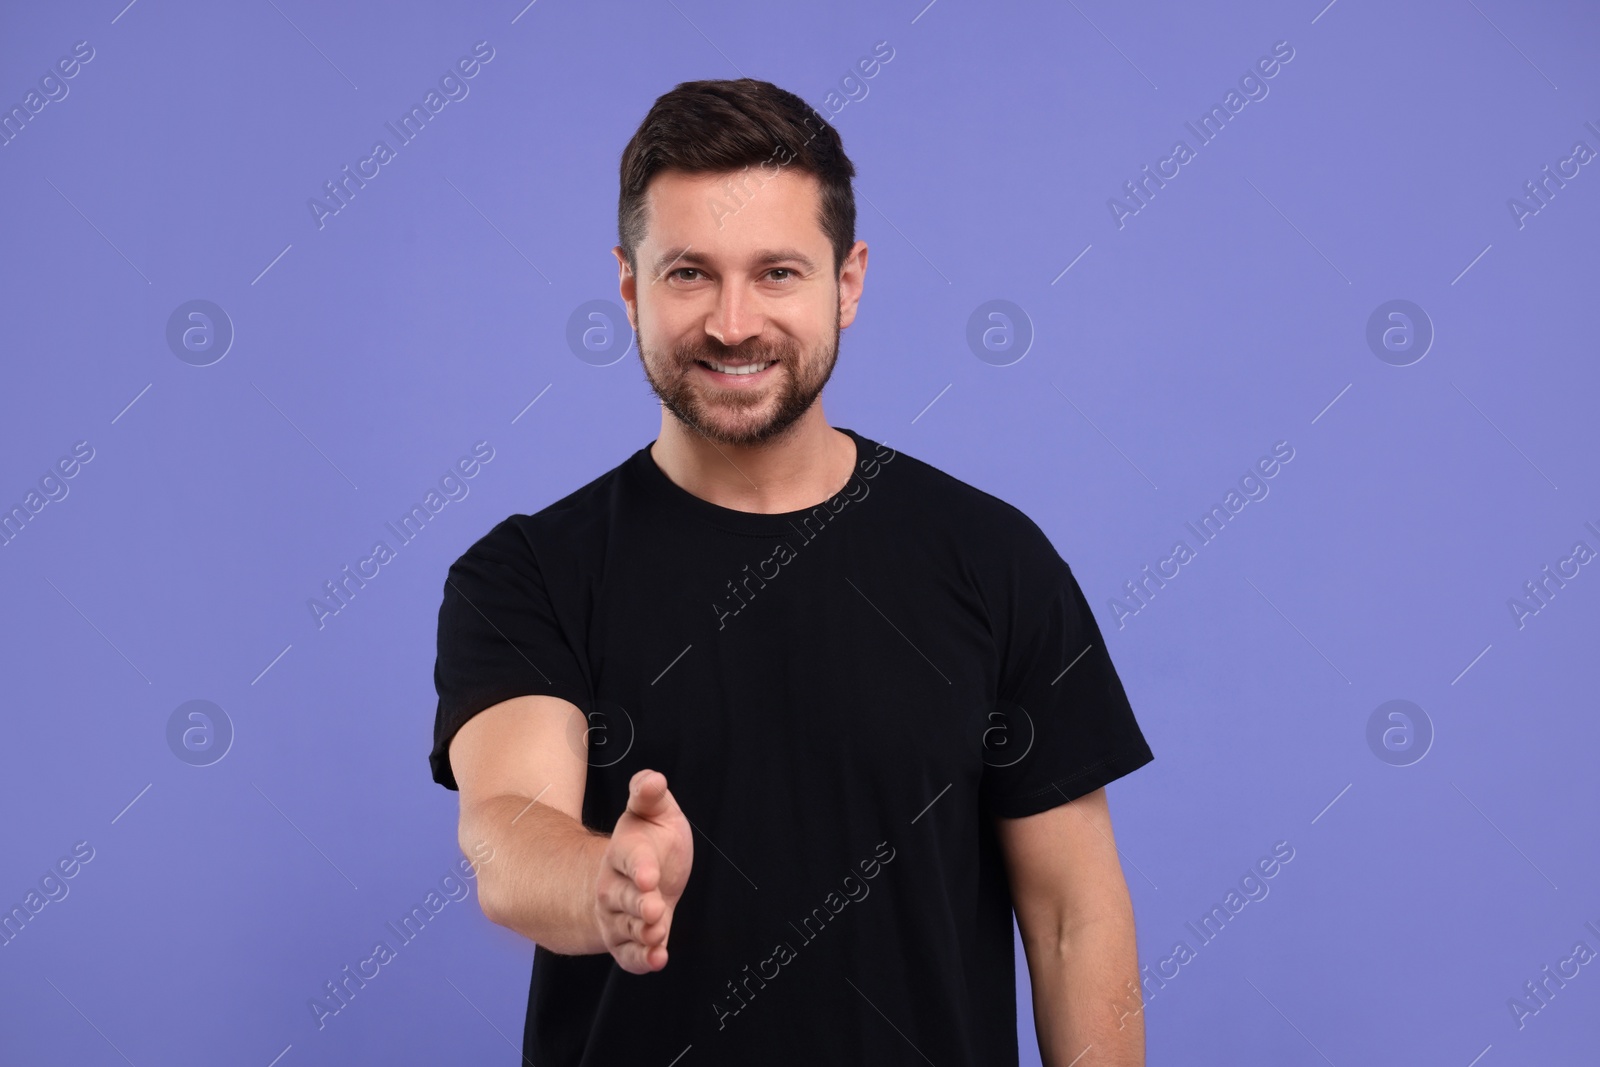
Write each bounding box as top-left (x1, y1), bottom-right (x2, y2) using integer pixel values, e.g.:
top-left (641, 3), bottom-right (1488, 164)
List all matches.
top-left (627, 769), bottom-right (675, 820)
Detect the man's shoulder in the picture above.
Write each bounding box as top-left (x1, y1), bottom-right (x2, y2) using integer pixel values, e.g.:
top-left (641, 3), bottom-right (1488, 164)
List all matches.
top-left (451, 446), bottom-right (637, 568)
top-left (870, 435), bottom-right (1055, 551)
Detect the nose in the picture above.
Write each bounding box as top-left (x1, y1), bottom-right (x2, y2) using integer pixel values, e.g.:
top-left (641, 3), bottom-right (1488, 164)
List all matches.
top-left (705, 280), bottom-right (763, 348)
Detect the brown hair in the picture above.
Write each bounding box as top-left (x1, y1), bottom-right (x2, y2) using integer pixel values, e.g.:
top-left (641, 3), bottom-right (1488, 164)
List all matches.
top-left (617, 78), bottom-right (857, 279)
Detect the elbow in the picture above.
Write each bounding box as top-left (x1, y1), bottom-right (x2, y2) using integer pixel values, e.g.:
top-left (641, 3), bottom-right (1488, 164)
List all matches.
top-left (470, 860), bottom-right (551, 946)
top-left (473, 870), bottom-right (505, 927)
top-left (457, 824), bottom-right (506, 926)
top-left (467, 848), bottom-right (522, 935)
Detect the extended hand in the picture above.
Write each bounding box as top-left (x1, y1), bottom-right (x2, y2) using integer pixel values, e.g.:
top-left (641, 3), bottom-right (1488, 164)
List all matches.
top-left (596, 769), bottom-right (693, 973)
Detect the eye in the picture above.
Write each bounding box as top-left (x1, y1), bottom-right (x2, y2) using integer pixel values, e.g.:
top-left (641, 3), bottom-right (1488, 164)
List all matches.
top-left (768, 268), bottom-right (796, 282)
top-left (670, 268), bottom-right (702, 282)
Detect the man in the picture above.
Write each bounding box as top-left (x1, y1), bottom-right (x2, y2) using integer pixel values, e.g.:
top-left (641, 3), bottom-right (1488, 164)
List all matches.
top-left (431, 78), bottom-right (1155, 1065)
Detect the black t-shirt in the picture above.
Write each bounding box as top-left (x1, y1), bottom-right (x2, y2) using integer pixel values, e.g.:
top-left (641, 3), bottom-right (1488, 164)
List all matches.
top-left (430, 426), bottom-right (1154, 1065)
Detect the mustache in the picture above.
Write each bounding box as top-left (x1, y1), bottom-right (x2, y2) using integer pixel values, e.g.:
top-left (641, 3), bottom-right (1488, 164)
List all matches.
top-left (679, 336), bottom-right (799, 364)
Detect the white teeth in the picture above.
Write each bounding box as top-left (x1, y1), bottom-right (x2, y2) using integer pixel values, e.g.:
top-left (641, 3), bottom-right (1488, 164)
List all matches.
top-left (704, 360), bottom-right (774, 376)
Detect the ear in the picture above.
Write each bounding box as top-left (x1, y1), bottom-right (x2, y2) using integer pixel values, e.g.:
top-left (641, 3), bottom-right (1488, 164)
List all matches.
top-left (837, 240), bottom-right (868, 329)
top-left (613, 245), bottom-right (638, 330)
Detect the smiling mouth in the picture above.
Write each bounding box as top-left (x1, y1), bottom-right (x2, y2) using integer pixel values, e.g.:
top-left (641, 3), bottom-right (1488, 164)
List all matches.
top-left (696, 359), bottom-right (776, 376)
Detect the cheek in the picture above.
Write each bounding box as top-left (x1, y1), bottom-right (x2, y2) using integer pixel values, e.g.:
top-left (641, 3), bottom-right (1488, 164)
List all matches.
top-left (642, 309), bottom-right (697, 351)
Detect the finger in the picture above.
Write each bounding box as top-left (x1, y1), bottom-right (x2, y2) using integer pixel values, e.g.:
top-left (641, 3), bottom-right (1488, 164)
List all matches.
top-left (626, 847), bottom-right (661, 895)
top-left (595, 872), bottom-right (629, 918)
top-left (603, 908), bottom-right (654, 957)
top-left (625, 902), bottom-right (671, 952)
top-left (604, 884), bottom-right (659, 928)
top-left (613, 935), bottom-right (667, 975)
top-left (618, 911), bottom-right (647, 946)
top-left (636, 888), bottom-right (663, 925)
top-left (612, 938), bottom-right (650, 975)
top-left (626, 769), bottom-right (676, 820)
top-left (597, 866), bottom-right (651, 919)
top-left (654, 903), bottom-right (675, 950)
top-left (608, 894), bottom-right (669, 949)
top-left (609, 837), bottom-right (659, 892)
top-left (634, 897), bottom-right (668, 944)
top-left (636, 910), bottom-right (672, 947)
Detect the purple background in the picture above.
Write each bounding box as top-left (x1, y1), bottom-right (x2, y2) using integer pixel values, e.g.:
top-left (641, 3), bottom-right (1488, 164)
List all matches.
top-left (2, 0), bottom-right (1597, 1064)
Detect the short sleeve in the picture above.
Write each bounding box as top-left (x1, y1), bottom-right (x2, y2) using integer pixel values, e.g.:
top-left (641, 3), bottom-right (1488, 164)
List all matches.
top-left (429, 519), bottom-right (592, 791)
top-left (980, 514), bottom-right (1154, 819)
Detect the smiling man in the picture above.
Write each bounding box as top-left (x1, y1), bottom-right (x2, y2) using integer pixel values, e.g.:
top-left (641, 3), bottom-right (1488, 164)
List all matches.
top-left (430, 78), bottom-right (1155, 1065)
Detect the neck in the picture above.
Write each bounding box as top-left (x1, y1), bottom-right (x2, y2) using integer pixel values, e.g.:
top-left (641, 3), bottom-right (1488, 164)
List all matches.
top-left (650, 408), bottom-right (854, 515)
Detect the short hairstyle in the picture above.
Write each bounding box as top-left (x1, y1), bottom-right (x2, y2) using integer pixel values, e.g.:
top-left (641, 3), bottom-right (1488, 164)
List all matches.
top-left (617, 78), bottom-right (858, 279)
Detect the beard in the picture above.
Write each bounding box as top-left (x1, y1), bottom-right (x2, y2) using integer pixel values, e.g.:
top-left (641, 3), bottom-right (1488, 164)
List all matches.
top-left (637, 303), bottom-right (841, 448)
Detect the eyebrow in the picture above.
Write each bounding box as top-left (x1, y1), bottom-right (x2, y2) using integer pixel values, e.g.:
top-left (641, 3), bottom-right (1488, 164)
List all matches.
top-left (651, 246), bottom-right (818, 278)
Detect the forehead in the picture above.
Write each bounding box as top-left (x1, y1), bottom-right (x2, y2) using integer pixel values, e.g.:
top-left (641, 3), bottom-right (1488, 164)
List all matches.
top-left (640, 167), bottom-right (826, 255)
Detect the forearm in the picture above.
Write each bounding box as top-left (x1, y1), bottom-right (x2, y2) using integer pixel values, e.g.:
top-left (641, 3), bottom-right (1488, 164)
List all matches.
top-left (461, 794), bottom-right (610, 955)
top-left (1027, 913), bottom-right (1145, 1067)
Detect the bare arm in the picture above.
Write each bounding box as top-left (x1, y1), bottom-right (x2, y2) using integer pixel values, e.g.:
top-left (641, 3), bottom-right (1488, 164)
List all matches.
top-left (996, 787), bottom-right (1145, 1067)
top-left (450, 694), bottom-right (694, 971)
top-left (451, 694), bottom-right (608, 954)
